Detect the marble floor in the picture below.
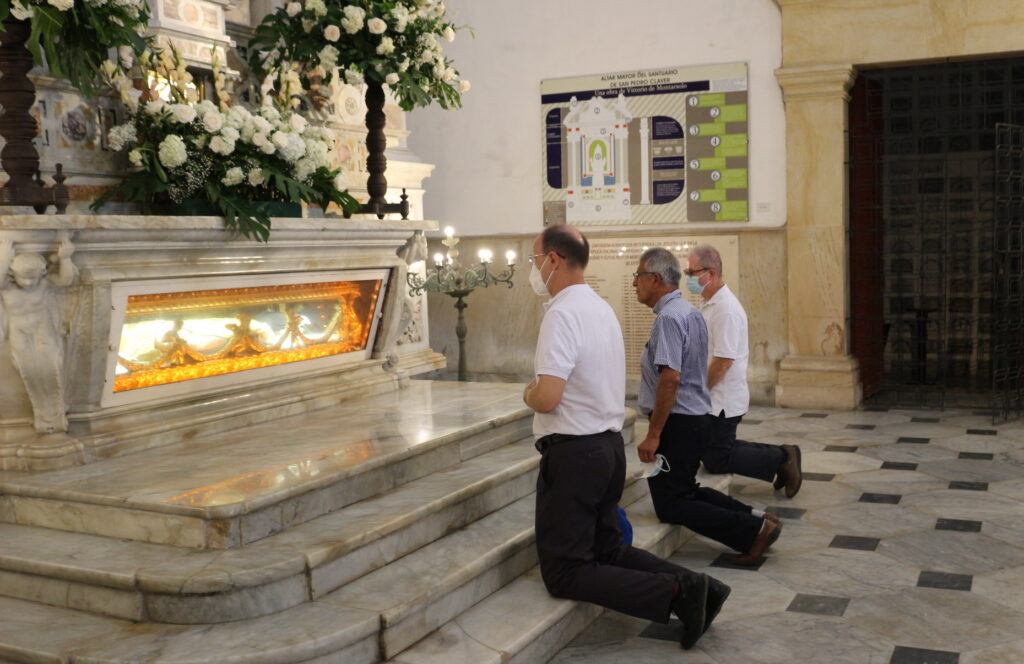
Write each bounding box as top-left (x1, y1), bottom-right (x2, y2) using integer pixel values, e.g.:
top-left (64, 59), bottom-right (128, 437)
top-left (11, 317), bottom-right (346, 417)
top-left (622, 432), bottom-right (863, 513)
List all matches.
top-left (551, 406), bottom-right (1024, 664)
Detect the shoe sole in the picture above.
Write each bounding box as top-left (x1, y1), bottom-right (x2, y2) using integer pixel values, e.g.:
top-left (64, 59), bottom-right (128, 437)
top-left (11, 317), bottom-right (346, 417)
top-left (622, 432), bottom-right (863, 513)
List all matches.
top-left (704, 580), bottom-right (732, 632)
top-left (680, 574), bottom-right (709, 650)
top-left (785, 446), bottom-right (803, 498)
top-left (734, 520), bottom-right (784, 566)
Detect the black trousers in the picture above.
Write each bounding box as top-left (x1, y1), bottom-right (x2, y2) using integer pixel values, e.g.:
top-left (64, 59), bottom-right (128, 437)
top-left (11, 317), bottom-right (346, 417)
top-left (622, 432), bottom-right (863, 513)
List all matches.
top-left (647, 413), bottom-right (762, 553)
top-left (535, 430), bottom-right (694, 623)
top-left (703, 411), bottom-right (787, 483)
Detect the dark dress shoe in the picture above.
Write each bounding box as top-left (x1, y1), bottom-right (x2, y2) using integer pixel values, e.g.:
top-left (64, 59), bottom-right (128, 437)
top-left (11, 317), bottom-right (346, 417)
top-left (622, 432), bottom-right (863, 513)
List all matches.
top-left (734, 519), bottom-right (783, 566)
top-left (779, 444), bottom-right (803, 498)
top-left (705, 576), bottom-right (732, 632)
top-left (672, 572), bottom-right (709, 650)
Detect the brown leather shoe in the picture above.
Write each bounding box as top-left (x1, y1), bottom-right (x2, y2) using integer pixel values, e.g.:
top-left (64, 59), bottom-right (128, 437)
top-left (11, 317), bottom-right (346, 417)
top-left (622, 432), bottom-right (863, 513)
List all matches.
top-left (734, 519), bottom-right (783, 566)
top-left (778, 444), bottom-right (803, 498)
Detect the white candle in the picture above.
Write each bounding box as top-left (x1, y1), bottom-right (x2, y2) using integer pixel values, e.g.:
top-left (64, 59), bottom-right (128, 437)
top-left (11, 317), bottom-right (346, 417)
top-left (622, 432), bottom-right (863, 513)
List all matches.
top-left (478, 249), bottom-right (493, 264)
top-left (444, 226), bottom-right (455, 239)
top-left (433, 253), bottom-right (444, 267)
top-left (505, 250), bottom-right (516, 265)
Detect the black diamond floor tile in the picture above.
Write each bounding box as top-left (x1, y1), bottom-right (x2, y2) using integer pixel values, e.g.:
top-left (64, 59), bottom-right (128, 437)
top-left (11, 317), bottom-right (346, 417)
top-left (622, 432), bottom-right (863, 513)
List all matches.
top-left (803, 472), bottom-right (836, 481)
top-left (881, 461), bottom-right (919, 471)
top-left (824, 444), bottom-right (859, 452)
top-left (638, 618), bottom-right (682, 642)
top-left (710, 552), bottom-right (764, 571)
top-left (859, 492), bottom-right (902, 504)
top-left (800, 413), bottom-right (829, 418)
top-left (829, 535), bottom-right (880, 551)
top-left (845, 424), bottom-right (876, 430)
top-left (966, 429), bottom-right (997, 436)
top-left (786, 593), bottom-right (851, 617)
top-left (958, 452), bottom-right (994, 460)
top-left (765, 505), bottom-right (806, 520)
top-left (917, 570), bottom-right (973, 591)
top-left (898, 436), bottom-right (930, 444)
top-left (890, 646), bottom-right (960, 664)
top-left (911, 417), bottom-right (940, 423)
top-left (936, 518), bottom-right (982, 532)
top-left (949, 481), bottom-right (989, 491)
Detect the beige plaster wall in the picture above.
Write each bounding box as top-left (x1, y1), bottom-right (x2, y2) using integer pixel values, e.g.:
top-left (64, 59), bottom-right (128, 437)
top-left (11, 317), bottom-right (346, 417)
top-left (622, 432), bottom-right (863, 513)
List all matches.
top-left (778, 0), bottom-right (1024, 67)
top-left (426, 230), bottom-right (788, 405)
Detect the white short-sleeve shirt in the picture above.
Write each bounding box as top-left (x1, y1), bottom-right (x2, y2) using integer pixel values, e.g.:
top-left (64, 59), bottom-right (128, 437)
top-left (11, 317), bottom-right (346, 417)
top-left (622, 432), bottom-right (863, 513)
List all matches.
top-left (699, 284), bottom-right (749, 418)
top-left (533, 284), bottom-right (626, 438)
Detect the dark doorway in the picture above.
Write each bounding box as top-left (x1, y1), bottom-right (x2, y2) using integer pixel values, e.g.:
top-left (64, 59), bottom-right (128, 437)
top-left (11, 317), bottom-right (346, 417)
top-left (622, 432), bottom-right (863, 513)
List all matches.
top-left (848, 57), bottom-right (1024, 419)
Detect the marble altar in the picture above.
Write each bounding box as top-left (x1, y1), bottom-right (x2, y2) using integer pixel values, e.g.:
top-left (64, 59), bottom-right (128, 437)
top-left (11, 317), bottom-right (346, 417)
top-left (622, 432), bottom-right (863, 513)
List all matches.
top-left (0, 215), bottom-right (443, 471)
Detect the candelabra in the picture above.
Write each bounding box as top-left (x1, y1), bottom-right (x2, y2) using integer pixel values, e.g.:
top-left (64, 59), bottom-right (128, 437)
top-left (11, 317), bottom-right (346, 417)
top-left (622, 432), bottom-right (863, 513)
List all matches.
top-left (407, 227), bottom-right (516, 381)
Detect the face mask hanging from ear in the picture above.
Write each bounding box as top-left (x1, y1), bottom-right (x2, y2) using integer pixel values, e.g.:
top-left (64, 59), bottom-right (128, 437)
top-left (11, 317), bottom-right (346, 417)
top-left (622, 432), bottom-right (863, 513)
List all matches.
top-left (529, 255), bottom-right (552, 296)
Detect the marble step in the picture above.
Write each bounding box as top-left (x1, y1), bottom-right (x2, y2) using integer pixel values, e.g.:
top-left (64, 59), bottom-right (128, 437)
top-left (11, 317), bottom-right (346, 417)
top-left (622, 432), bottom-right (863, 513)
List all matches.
top-left (0, 381), bottom-right (543, 549)
top-left (0, 477), bottom-right (687, 664)
top-left (391, 470), bottom-right (731, 664)
top-left (0, 435), bottom-right (545, 623)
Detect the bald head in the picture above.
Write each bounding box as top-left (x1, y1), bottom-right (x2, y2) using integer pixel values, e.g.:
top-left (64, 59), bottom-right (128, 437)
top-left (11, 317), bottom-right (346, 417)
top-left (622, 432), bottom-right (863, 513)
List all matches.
top-left (540, 224), bottom-right (589, 269)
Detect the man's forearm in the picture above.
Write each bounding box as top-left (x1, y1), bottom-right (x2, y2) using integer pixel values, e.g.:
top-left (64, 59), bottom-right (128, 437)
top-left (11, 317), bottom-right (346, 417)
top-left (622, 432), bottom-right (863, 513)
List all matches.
top-left (647, 372), bottom-right (680, 439)
top-left (707, 357), bottom-right (733, 389)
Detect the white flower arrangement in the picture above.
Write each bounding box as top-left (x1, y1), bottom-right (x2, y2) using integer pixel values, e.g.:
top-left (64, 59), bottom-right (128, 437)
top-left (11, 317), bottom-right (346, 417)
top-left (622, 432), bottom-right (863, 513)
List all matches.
top-left (249, 0), bottom-right (469, 112)
top-left (93, 45), bottom-right (358, 241)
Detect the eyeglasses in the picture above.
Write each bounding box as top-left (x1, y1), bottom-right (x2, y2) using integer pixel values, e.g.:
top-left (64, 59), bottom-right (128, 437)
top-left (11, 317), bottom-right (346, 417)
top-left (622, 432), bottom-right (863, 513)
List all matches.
top-left (632, 271), bottom-right (657, 280)
top-left (527, 252), bottom-right (564, 265)
top-left (683, 267), bottom-right (710, 277)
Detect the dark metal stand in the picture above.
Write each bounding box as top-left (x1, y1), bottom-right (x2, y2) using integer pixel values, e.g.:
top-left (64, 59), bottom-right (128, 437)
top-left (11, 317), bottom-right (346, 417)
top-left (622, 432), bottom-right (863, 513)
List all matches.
top-left (449, 289), bottom-right (471, 381)
top-left (0, 17), bottom-right (69, 214)
top-left (343, 80), bottom-right (409, 220)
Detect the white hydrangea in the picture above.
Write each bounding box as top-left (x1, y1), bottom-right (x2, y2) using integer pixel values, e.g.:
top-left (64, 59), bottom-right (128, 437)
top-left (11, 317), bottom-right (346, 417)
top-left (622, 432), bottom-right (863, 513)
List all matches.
top-left (107, 123), bottom-right (137, 152)
top-left (385, 72), bottom-right (400, 86)
top-left (248, 169), bottom-right (266, 186)
top-left (225, 106), bottom-right (252, 129)
top-left (306, 0), bottom-right (326, 17)
top-left (398, 58), bottom-right (410, 72)
top-left (324, 24), bottom-right (341, 41)
top-left (319, 45), bottom-right (339, 68)
top-left (459, 79), bottom-right (471, 93)
top-left (220, 126), bottom-right (240, 142)
top-left (47, 0), bottom-right (74, 11)
top-left (345, 69), bottom-right (364, 85)
top-left (203, 112), bottom-right (224, 133)
top-left (158, 135), bottom-right (188, 168)
top-left (285, 2), bottom-right (301, 16)
top-left (390, 5), bottom-right (409, 32)
top-left (170, 104), bottom-right (197, 124)
top-left (209, 136), bottom-right (236, 155)
top-left (367, 17), bottom-right (387, 34)
top-left (442, 66), bottom-right (456, 82)
top-left (376, 36), bottom-right (395, 55)
top-left (341, 5), bottom-right (365, 33)
top-left (128, 149), bottom-right (143, 167)
top-left (260, 106), bottom-right (281, 123)
top-left (294, 157), bottom-right (316, 181)
top-left (279, 133), bottom-right (306, 162)
top-left (221, 167), bottom-right (244, 186)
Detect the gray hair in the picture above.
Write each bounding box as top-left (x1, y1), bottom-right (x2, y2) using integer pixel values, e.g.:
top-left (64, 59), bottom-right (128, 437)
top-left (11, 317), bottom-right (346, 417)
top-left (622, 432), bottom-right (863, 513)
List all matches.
top-left (640, 247), bottom-right (681, 287)
top-left (690, 244), bottom-right (723, 275)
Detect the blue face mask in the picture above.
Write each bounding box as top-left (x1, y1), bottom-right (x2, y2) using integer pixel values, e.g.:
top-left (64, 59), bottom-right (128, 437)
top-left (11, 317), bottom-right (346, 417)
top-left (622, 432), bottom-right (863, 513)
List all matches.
top-left (685, 275), bottom-right (705, 295)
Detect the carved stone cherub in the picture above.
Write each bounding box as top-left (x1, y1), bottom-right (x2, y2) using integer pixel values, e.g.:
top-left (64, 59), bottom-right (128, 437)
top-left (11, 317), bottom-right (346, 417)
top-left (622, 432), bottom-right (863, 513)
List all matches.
top-left (0, 235), bottom-right (77, 433)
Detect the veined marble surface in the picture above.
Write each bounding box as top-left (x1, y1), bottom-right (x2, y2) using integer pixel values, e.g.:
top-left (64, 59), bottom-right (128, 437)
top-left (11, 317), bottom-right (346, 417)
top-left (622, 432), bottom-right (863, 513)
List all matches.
top-left (0, 381), bottom-right (530, 520)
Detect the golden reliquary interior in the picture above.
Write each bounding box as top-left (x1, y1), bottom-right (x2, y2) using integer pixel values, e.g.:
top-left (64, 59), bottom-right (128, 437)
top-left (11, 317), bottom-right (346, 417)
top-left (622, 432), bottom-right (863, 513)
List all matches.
top-left (114, 280), bottom-right (383, 392)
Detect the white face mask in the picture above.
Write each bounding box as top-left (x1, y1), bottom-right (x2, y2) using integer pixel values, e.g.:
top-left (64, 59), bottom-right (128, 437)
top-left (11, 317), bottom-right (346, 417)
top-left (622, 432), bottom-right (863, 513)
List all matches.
top-left (636, 454), bottom-right (671, 479)
top-left (529, 255), bottom-right (552, 296)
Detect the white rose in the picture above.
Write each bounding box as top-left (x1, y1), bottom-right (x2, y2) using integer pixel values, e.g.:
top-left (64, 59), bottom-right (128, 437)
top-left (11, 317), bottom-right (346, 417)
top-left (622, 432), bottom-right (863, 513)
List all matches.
top-left (203, 112), bottom-right (224, 132)
top-left (209, 136), bottom-right (236, 155)
top-left (324, 24), bottom-right (341, 41)
top-left (221, 167), bottom-right (244, 186)
top-left (260, 141), bottom-right (277, 154)
top-left (195, 100), bottom-right (217, 118)
top-left (248, 169), bottom-right (266, 186)
top-left (458, 79), bottom-right (471, 93)
top-left (272, 131), bottom-right (291, 149)
top-left (285, 2), bottom-right (301, 16)
top-left (145, 100), bottom-right (166, 115)
top-left (376, 36), bottom-right (395, 55)
top-left (128, 149), bottom-right (143, 167)
top-left (170, 104), bottom-right (197, 123)
top-left (341, 5), bottom-right (365, 33)
top-left (385, 72), bottom-right (400, 86)
top-left (220, 126), bottom-right (240, 142)
top-left (289, 114), bottom-right (307, 132)
top-left (442, 66), bottom-right (456, 82)
top-left (252, 116), bottom-right (273, 133)
top-left (158, 135), bottom-right (187, 168)
top-left (443, 26), bottom-right (455, 42)
top-left (367, 17), bottom-right (386, 34)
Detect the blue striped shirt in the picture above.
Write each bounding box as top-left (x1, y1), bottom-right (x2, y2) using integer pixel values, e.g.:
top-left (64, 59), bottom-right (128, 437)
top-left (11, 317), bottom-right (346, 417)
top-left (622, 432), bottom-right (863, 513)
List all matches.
top-left (638, 290), bottom-right (713, 416)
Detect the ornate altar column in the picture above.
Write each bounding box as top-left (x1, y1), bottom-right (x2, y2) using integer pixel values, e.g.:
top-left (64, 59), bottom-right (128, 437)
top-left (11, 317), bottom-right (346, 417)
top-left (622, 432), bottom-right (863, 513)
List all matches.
top-left (773, 64), bottom-right (861, 410)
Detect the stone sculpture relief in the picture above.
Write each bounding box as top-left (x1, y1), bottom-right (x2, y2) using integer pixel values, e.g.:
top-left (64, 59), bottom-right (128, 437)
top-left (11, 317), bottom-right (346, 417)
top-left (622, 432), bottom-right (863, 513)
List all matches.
top-left (396, 230), bottom-right (427, 346)
top-left (0, 234), bottom-right (78, 433)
